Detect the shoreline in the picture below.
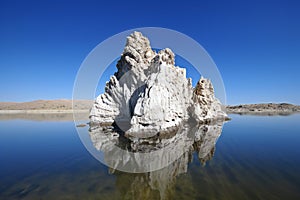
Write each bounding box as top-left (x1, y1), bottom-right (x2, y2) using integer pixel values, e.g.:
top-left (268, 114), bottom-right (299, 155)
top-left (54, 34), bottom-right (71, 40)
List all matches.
top-left (226, 103), bottom-right (300, 116)
top-left (0, 110), bottom-right (90, 121)
top-left (0, 109), bottom-right (89, 114)
top-left (0, 102), bottom-right (299, 117)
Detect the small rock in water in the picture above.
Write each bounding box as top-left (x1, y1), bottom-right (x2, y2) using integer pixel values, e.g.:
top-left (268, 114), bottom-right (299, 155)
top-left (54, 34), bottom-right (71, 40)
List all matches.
top-left (76, 124), bottom-right (87, 127)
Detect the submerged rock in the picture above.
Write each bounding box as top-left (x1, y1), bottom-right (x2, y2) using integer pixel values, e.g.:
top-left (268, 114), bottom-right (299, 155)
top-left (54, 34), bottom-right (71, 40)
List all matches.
top-left (90, 31), bottom-right (227, 137)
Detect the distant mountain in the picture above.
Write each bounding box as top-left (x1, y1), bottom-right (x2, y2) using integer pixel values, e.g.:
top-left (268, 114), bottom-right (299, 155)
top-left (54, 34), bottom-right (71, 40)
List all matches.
top-left (0, 99), bottom-right (92, 110)
top-left (227, 103), bottom-right (300, 115)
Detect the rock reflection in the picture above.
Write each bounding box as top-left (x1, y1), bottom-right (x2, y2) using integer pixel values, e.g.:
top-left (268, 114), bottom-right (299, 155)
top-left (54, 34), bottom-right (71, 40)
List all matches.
top-left (89, 120), bottom-right (225, 200)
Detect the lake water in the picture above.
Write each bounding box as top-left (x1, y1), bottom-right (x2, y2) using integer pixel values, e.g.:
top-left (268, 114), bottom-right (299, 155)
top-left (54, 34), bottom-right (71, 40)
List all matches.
top-left (0, 114), bottom-right (300, 200)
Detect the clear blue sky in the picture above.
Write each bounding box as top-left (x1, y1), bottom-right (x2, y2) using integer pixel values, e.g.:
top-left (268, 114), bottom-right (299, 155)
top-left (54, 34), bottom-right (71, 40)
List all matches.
top-left (0, 0), bottom-right (299, 105)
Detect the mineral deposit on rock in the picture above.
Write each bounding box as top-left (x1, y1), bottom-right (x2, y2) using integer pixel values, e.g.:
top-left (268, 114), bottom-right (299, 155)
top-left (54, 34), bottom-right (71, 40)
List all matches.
top-left (90, 31), bottom-right (227, 136)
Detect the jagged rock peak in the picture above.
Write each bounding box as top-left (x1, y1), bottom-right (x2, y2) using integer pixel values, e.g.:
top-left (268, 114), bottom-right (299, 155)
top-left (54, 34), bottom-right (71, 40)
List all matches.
top-left (194, 77), bottom-right (214, 97)
top-left (125, 32), bottom-right (151, 53)
top-left (115, 32), bottom-right (156, 79)
top-left (124, 31), bottom-right (155, 63)
top-left (157, 48), bottom-right (175, 66)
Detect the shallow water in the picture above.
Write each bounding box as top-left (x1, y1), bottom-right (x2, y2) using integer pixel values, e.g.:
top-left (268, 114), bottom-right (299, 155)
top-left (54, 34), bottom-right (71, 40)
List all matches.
top-left (0, 114), bottom-right (300, 200)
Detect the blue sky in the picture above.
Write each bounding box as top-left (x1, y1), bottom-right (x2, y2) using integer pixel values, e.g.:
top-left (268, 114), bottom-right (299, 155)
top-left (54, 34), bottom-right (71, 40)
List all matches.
top-left (0, 0), bottom-right (299, 105)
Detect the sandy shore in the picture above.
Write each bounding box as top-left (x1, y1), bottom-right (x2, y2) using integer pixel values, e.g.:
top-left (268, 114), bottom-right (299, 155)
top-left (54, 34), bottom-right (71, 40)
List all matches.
top-left (0, 110), bottom-right (89, 121)
top-left (0, 109), bottom-right (89, 114)
top-left (0, 100), bottom-right (92, 121)
top-left (0, 99), bottom-right (93, 110)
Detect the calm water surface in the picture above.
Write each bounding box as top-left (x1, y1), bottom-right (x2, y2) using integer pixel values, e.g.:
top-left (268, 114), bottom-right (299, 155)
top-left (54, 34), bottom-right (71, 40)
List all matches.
top-left (0, 114), bottom-right (300, 200)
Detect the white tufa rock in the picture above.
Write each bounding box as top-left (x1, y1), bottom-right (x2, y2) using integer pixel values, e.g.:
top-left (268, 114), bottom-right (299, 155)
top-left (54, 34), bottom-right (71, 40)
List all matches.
top-left (90, 31), bottom-right (227, 136)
